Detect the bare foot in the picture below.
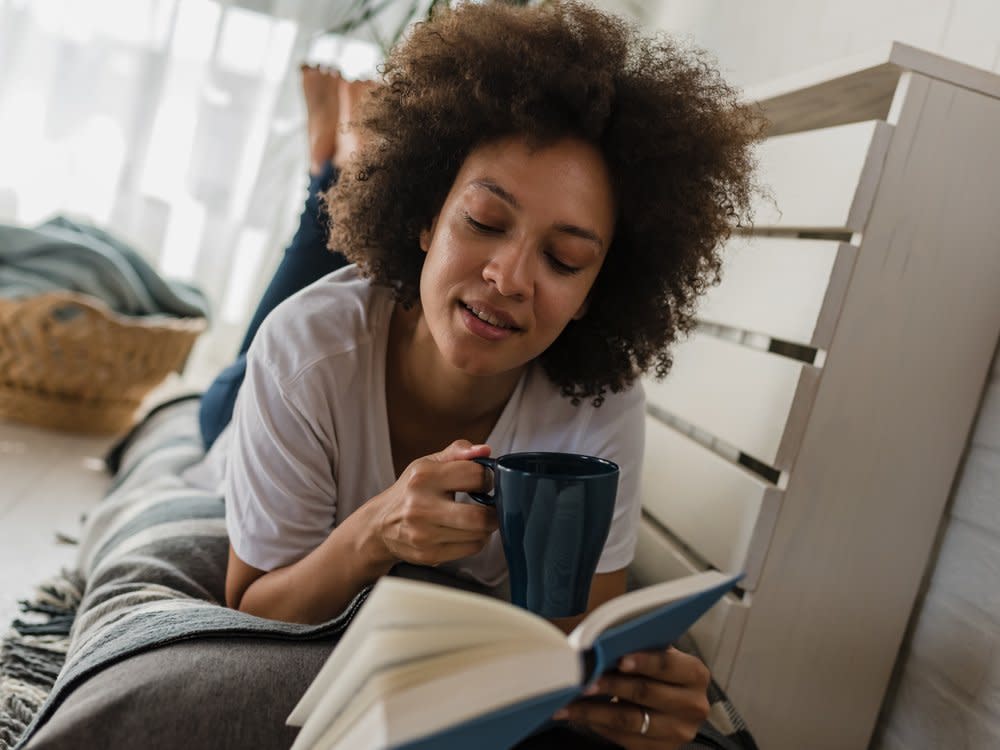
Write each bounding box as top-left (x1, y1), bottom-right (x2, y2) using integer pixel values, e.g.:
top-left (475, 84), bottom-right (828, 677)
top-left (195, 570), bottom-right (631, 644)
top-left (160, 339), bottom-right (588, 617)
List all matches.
top-left (300, 64), bottom-right (341, 175)
top-left (335, 77), bottom-right (378, 169)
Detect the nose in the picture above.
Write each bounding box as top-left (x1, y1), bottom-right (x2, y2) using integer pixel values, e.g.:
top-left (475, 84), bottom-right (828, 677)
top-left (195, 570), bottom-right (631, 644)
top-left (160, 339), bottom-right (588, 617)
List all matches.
top-left (482, 239), bottom-right (534, 299)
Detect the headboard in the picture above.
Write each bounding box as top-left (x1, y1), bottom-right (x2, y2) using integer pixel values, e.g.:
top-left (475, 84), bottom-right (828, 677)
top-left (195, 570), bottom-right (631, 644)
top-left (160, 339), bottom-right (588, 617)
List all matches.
top-left (631, 42), bottom-right (1000, 750)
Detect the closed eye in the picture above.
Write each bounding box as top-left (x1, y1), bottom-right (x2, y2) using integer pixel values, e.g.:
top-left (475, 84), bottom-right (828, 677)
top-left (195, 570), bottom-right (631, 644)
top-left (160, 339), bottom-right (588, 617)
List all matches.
top-left (464, 213), bottom-right (502, 234)
top-left (545, 253), bottom-right (581, 275)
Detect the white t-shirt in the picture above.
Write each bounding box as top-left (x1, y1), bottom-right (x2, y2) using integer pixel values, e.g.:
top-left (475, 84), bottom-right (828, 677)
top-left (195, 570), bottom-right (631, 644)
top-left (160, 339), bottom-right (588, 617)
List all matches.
top-left (196, 266), bottom-right (645, 587)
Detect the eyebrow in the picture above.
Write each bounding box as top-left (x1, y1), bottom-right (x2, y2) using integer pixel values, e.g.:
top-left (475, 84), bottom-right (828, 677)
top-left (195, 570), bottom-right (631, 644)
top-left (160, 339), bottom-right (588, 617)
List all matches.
top-left (471, 178), bottom-right (605, 249)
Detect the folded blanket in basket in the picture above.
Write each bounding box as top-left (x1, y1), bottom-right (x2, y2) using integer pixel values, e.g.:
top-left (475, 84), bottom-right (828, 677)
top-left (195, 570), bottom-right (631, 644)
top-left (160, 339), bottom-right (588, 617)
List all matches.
top-left (5, 398), bottom-right (757, 750)
top-left (0, 216), bottom-right (209, 319)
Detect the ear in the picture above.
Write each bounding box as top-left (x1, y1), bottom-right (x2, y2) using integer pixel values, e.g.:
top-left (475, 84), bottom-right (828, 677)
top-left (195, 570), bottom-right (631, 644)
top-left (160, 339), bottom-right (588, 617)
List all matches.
top-left (419, 215), bottom-right (439, 253)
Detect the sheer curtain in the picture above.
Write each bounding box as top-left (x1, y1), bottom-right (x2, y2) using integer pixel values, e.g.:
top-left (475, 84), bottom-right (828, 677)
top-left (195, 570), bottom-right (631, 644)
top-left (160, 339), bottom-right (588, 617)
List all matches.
top-left (0, 0), bottom-right (386, 381)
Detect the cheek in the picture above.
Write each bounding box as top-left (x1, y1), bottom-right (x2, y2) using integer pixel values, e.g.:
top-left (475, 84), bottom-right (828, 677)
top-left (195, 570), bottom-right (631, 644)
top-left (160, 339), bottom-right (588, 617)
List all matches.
top-left (427, 229), bottom-right (482, 287)
top-left (419, 230), bottom-right (465, 306)
top-left (539, 284), bottom-right (591, 329)
top-left (434, 226), bottom-right (473, 267)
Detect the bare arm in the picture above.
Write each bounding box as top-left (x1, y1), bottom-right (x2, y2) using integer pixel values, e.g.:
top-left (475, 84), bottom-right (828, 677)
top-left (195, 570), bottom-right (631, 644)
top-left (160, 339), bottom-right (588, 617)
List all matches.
top-left (225, 498), bottom-right (393, 623)
top-left (225, 440), bottom-right (497, 624)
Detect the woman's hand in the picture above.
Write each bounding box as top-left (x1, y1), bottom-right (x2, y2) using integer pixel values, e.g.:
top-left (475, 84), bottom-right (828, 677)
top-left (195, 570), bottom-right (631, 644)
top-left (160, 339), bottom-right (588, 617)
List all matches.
top-left (554, 647), bottom-right (711, 749)
top-left (366, 440), bottom-right (498, 568)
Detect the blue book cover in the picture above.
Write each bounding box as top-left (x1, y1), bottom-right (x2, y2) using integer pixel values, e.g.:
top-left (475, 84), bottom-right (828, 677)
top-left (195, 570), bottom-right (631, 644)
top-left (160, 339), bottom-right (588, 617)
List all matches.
top-left (392, 572), bottom-right (742, 750)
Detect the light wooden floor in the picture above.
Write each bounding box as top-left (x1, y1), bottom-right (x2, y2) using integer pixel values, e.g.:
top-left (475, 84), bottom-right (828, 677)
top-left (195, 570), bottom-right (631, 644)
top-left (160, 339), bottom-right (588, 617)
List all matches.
top-left (0, 422), bottom-right (114, 628)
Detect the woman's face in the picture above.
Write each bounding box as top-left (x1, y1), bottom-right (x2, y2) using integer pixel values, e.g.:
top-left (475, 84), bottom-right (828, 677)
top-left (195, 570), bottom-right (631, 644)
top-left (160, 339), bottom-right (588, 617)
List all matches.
top-left (418, 135), bottom-right (616, 379)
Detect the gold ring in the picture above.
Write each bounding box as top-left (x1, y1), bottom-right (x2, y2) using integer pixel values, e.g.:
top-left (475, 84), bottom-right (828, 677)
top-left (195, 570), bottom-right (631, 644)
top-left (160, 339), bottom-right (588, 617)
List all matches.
top-left (640, 708), bottom-right (651, 736)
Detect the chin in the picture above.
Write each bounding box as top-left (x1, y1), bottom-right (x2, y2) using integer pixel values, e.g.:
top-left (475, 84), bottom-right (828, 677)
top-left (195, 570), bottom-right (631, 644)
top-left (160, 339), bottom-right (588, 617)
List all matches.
top-left (451, 358), bottom-right (507, 378)
top-left (447, 350), bottom-right (524, 380)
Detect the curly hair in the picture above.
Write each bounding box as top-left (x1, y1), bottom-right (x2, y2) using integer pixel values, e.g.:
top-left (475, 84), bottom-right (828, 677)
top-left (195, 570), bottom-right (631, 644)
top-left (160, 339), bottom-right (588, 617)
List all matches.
top-left (327, 0), bottom-right (763, 404)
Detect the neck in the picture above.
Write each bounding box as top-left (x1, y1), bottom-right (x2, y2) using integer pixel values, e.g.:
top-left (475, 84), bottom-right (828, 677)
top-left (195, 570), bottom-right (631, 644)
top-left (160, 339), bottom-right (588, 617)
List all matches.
top-left (388, 303), bottom-right (523, 429)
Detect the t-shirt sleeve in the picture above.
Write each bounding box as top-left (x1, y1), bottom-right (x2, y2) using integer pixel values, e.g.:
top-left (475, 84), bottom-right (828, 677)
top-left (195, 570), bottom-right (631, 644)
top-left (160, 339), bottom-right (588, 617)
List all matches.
top-left (591, 383), bottom-right (646, 574)
top-left (224, 349), bottom-right (339, 572)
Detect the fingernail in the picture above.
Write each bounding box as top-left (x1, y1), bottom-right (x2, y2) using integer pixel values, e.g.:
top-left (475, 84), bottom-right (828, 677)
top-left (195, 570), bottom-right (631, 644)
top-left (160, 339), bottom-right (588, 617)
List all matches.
top-left (583, 683), bottom-right (599, 695)
top-left (621, 657), bottom-right (636, 671)
top-left (553, 709), bottom-right (570, 720)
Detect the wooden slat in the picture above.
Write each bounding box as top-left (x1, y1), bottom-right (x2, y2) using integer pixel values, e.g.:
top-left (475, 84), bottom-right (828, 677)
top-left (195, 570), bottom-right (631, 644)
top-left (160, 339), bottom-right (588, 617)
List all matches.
top-left (699, 236), bottom-right (857, 348)
top-left (751, 61), bottom-right (902, 137)
top-left (632, 519), bottom-right (748, 687)
top-left (727, 75), bottom-right (1000, 750)
top-left (745, 43), bottom-right (1000, 137)
top-left (641, 417), bottom-right (781, 590)
top-left (753, 120), bottom-right (893, 231)
top-left (645, 333), bottom-right (820, 470)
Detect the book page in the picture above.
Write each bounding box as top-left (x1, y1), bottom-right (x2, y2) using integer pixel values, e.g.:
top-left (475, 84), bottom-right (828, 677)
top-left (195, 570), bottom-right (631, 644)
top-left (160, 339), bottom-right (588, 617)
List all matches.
top-left (306, 641), bottom-right (580, 750)
top-left (289, 577), bottom-right (566, 727)
top-left (566, 570), bottom-right (734, 651)
top-left (294, 622), bottom-right (518, 743)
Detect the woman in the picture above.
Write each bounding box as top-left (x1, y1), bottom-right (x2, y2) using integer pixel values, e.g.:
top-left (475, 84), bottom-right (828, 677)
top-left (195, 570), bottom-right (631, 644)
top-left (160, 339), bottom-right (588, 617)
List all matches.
top-left (200, 2), bottom-right (760, 747)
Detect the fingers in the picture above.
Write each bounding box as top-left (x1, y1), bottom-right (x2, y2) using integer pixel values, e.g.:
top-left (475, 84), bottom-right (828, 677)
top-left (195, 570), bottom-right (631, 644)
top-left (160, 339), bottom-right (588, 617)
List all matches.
top-left (403, 459), bottom-right (494, 521)
top-left (404, 444), bottom-right (494, 513)
top-left (556, 698), bottom-right (702, 749)
top-left (376, 442), bottom-right (498, 567)
top-left (387, 454), bottom-right (499, 543)
top-left (552, 650), bottom-right (711, 749)
top-left (392, 500), bottom-right (497, 541)
top-left (583, 675), bottom-right (708, 725)
top-left (555, 700), bottom-right (663, 749)
top-left (618, 648), bottom-right (711, 689)
top-left (380, 500), bottom-right (495, 565)
top-left (378, 499), bottom-right (495, 565)
top-left (429, 439), bottom-right (491, 463)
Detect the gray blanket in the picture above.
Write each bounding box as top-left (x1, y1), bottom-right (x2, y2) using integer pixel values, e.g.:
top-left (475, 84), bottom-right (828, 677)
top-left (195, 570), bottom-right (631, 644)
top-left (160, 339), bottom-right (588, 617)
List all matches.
top-left (0, 217), bottom-right (209, 319)
top-left (3, 397), bottom-right (756, 750)
top-left (7, 398), bottom-right (364, 749)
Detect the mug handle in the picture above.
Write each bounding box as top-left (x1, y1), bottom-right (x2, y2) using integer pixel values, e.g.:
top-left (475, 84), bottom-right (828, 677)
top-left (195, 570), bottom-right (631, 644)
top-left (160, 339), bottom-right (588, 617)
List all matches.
top-left (468, 457), bottom-right (497, 506)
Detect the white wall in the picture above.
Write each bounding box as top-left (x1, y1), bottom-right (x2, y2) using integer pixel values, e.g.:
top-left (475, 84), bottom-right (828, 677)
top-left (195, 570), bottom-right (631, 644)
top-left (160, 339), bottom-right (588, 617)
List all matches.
top-left (641, 2), bottom-right (1000, 748)
top-left (649, 0), bottom-right (1000, 88)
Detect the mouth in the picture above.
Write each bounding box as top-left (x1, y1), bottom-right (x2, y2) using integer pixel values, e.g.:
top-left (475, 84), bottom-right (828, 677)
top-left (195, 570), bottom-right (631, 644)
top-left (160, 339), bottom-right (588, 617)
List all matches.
top-left (460, 302), bottom-right (521, 332)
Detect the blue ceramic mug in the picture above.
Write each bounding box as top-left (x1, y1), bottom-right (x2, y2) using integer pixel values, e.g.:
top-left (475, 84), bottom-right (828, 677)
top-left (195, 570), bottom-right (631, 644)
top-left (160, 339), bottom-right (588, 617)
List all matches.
top-left (470, 452), bottom-right (619, 618)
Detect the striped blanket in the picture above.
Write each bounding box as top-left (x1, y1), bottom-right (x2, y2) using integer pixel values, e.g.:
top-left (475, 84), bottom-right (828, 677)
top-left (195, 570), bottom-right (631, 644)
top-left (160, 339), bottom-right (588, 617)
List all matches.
top-left (3, 398), bottom-right (365, 749)
top-left (1, 397), bottom-right (756, 750)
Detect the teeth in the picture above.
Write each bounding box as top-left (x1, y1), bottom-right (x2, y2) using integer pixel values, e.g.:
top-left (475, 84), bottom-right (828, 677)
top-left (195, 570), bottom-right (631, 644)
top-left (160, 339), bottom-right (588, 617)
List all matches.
top-left (466, 304), bottom-right (514, 330)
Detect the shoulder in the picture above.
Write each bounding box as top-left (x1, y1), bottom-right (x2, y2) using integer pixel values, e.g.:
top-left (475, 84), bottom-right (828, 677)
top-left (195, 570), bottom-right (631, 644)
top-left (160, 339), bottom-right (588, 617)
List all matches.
top-left (250, 265), bottom-right (393, 383)
top-left (521, 368), bottom-right (645, 420)
top-left (516, 368), bottom-right (645, 453)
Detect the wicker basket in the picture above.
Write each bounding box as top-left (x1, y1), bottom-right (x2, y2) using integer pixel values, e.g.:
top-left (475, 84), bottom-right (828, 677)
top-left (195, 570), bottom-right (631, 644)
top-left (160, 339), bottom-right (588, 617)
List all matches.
top-left (0, 291), bottom-right (207, 434)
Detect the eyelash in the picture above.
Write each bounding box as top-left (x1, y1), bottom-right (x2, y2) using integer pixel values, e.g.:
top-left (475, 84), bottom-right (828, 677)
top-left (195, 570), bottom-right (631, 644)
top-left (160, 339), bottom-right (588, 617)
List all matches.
top-left (464, 214), bottom-right (501, 234)
top-left (545, 254), bottom-right (580, 275)
top-left (463, 213), bottom-right (581, 276)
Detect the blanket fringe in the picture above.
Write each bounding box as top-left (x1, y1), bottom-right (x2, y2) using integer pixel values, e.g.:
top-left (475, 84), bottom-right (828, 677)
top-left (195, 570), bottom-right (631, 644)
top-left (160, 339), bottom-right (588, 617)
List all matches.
top-left (0, 569), bottom-right (82, 750)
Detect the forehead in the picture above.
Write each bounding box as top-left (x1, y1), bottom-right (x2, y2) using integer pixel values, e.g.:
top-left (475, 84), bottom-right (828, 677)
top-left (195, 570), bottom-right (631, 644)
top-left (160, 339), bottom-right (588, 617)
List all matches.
top-left (450, 135), bottom-right (617, 235)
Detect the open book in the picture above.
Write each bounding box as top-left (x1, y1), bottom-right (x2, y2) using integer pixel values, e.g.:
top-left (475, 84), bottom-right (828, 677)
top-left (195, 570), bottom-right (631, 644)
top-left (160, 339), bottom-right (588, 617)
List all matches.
top-left (287, 569), bottom-right (741, 750)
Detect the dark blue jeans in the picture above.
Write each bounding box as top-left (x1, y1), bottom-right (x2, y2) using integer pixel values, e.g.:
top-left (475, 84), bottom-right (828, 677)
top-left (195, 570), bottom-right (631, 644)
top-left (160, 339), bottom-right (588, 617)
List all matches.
top-left (198, 163), bottom-right (347, 449)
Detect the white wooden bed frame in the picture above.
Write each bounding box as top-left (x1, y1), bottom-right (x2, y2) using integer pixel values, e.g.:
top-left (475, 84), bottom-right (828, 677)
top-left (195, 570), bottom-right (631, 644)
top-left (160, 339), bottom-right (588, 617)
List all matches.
top-left (630, 43), bottom-right (1000, 750)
